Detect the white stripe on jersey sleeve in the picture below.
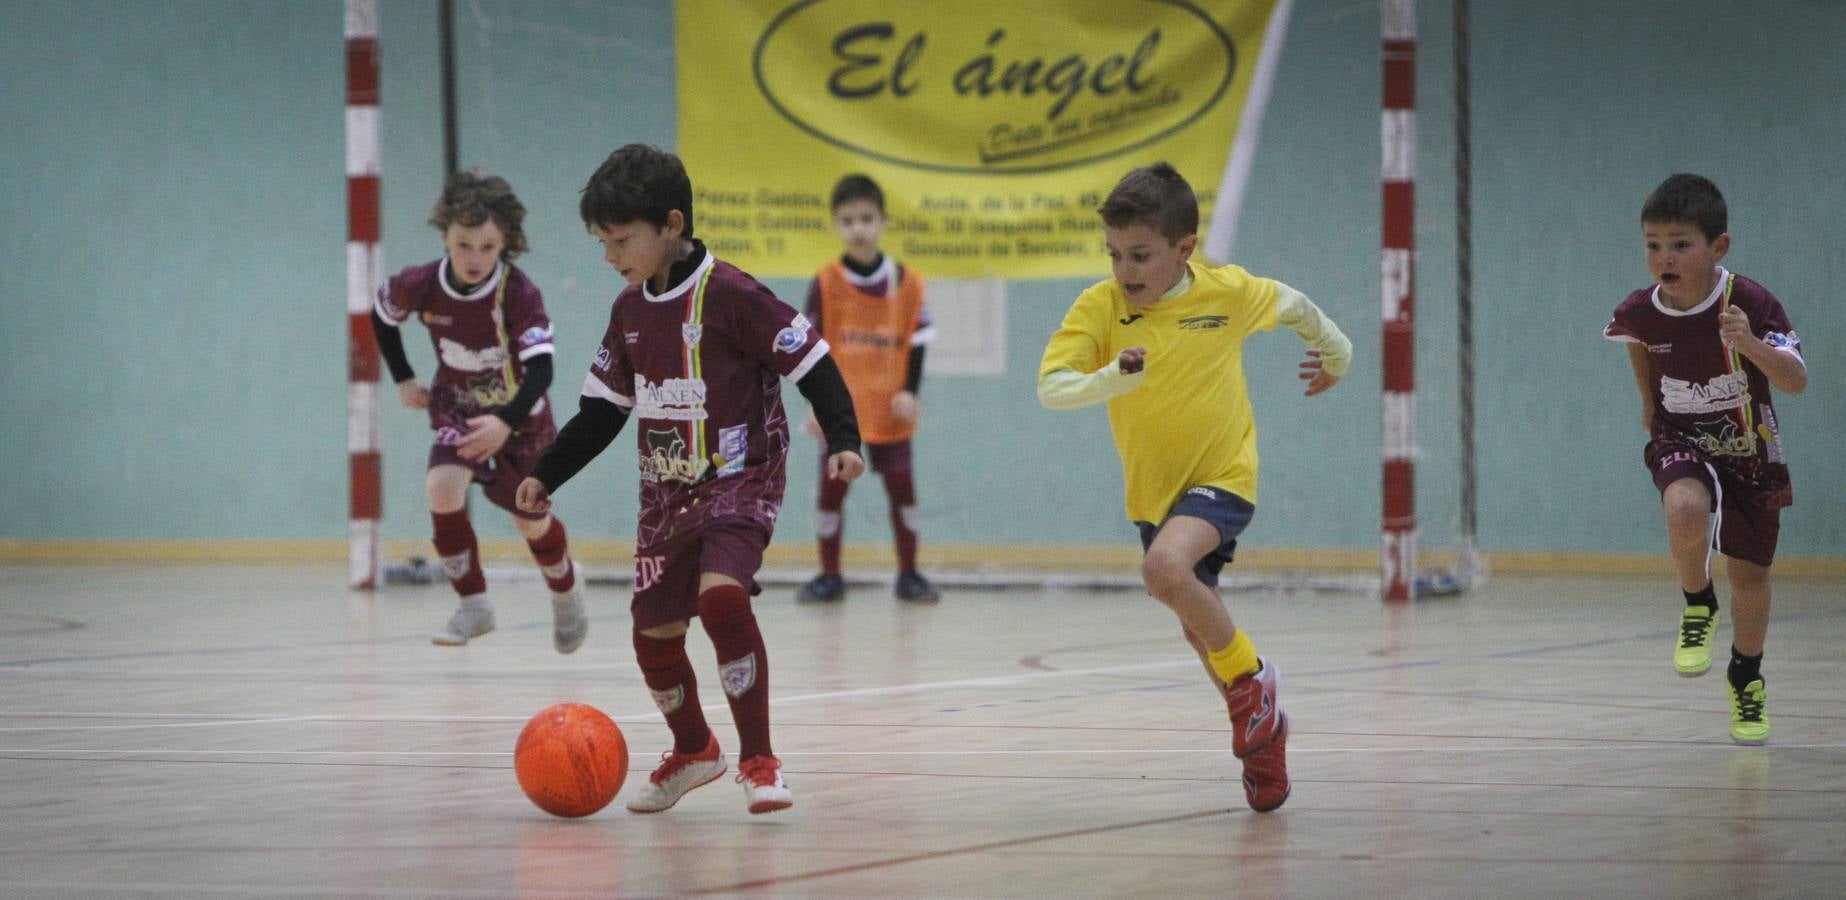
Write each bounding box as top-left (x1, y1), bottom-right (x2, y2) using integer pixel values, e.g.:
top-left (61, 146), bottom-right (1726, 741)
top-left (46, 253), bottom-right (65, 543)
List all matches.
top-left (910, 324), bottom-right (938, 347)
top-left (373, 282), bottom-right (408, 325)
top-left (787, 339), bottom-right (831, 382)
top-left (581, 372), bottom-right (634, 408)
top-left (517, 344), bottom-right (556, 362)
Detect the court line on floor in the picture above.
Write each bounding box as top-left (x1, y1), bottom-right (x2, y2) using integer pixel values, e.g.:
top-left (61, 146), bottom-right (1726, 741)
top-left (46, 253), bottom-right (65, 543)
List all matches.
top-left (683, 807), bottom-right (1232, 895)
top-left (3, 742), bottom-right (1840, 758)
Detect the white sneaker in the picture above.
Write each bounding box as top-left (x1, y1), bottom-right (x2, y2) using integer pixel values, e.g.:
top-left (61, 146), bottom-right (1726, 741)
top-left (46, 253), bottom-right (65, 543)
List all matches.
top-left (431, 597), bottom-right (494, 645)
top-left (625, 734), bottom-right (728, 813)
top-left (736, 754), bottom-right (793, 814)
top-left (550, 563), bottom-right (588, 654)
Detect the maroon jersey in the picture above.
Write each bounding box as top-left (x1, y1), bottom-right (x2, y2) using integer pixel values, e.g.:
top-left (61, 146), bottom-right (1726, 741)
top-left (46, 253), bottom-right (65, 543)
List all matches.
top-left (583, 246), bottom-right (830, 547)
top-left (375, 258), bottom-right (556, 431)
top-left (1604, 268), bottom-right (1802, 505)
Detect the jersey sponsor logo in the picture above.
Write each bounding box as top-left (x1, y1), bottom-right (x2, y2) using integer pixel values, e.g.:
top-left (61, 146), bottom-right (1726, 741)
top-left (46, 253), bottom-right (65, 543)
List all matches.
top-left (437, 336), bottom-right (510, 373)
top-left (594, 346), bottom-right (612, 371)
top-left (633, 375), bottom-right (708, 420)
top-left (518, 324), bottom-right (553, 348)
top-left (641, 428), bottom-right (712, 484)
top-left (1646, 342), bottom-right (1672, 354)
top-left (624, 331), bottom-right (641, 344)
top-left (420, 312), bottom-right (454, 326)
top-left (1759, 405), bottom-right (1784, 464)
top-left (774, 313), bottom-right (812, 353)
top-left (458, 372), bottom-right (516, 409)
top-left (682, 322), bottom-right (703, 348)
top-left (1656, 449), bottom-right (1699, 470)
top-left (715, 424), bottom-right (748, 477)
top-left (1660, 371), bottom-right (1748, 415)
top-left (1186, 486), bottom-right (1220, 500)
top-left (1177, 315), bottom-right (1228, 331)
top-left (1688, 416), bottom-right (1757, 458)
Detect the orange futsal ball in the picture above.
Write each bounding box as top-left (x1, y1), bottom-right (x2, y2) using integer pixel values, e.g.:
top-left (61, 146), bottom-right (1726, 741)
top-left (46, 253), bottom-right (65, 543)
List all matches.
top-left (514, 702), bottom-right (629, 818)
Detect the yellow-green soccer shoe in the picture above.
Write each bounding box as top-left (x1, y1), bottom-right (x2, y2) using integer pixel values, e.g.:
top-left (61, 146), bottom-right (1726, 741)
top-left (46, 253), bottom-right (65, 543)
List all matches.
top-left (1729, 677), bottom-right (1769, 746)
top-left (1674, 605), bottom-right (1719, 677)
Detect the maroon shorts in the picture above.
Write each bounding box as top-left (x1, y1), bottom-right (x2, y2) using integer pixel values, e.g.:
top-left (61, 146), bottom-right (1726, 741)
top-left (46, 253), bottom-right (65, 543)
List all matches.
top-left (631, 520), bottom-right (770, 630)
top-left (1648, 444), bottom-right (1782, 567)
top-left (427, 409), bottom-right (558, 520)
top-left (821, 438), bottom-right (911, 476)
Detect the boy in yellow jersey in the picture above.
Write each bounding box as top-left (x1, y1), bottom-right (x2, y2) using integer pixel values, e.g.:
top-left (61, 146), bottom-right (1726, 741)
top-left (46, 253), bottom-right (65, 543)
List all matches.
top-left (1037, 162), bottom-right (1352, 812)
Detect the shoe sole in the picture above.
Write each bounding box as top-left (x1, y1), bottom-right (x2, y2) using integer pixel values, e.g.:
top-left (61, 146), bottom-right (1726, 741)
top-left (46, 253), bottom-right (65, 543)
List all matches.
top-left (748, 797), bottom-right (794, 814)
top-left (626, 764), bottom-right (728, 814)
top-left (1675, 662), bottom-right (1711, 678)
top-left (431, 629), bottom-right (492, 646)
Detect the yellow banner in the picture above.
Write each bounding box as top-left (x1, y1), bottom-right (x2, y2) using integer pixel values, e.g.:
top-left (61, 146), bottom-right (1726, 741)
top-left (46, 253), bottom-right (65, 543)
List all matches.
top-left (676, 0), bottom-right (1287, 278)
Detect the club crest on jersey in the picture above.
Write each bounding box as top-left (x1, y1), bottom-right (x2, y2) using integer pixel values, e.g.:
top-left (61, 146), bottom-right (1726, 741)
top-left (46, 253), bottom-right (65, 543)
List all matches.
top-left (682, 322), bottom-right (703, 348)
top-left (594, 346), bottom-right (612, 371)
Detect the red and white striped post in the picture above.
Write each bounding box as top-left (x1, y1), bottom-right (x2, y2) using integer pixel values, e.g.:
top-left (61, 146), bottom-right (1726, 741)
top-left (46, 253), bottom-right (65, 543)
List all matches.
top-left (346, 0), bottom-right (382, 589)
top-left (1380, 0), bottom-right (1417, 602)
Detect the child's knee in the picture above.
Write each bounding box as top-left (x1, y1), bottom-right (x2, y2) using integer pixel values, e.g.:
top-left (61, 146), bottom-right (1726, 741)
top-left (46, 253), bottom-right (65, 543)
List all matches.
top-left (1140, 550), bottom-right (1194, 597)
top-left (1660, 483), bottom-right (1711, 531)
top-left (1726, 558), bottom-right (1771, 591)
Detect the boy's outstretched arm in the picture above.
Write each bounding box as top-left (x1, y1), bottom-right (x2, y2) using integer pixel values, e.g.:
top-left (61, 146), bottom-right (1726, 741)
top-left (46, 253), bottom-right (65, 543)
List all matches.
top-left (797, 355), bottom-right (866, 482)
top-left (1276, 284), bottom-right (1353, 396)
top-left (1037, 351), bottom-right (1147, 410)
top-left (516, 396), bottom-right (630, 514)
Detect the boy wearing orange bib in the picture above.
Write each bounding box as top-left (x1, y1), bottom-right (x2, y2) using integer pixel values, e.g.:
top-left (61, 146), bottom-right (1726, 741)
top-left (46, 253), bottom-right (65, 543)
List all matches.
top-left (798, 175), bottom-right (940, 603)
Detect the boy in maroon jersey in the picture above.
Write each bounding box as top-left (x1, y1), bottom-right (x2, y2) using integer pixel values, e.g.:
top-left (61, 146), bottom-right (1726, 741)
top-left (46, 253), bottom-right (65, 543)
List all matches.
top-left (1604, 173), bottom-right (1808, 744)
top-left (372, 170), bottom-right (587, 652)
top-left (518, 144), bottom-right (864, 815)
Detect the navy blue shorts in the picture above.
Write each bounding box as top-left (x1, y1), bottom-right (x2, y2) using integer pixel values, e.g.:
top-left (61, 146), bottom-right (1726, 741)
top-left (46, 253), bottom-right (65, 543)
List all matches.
top-left (1136, 486), bottom-right (1256, 588)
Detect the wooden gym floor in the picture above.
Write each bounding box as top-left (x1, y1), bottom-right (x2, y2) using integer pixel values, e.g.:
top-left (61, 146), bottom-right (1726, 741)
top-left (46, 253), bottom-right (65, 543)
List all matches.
top-left (1, 563), bottom-right (1841, 898)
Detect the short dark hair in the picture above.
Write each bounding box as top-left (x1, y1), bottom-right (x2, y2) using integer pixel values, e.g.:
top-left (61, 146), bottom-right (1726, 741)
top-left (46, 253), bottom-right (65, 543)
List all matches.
top-left (429, 169), bottom-right (528, 259)
top-left (579, 144), bottom-right (695, 238)
top-left (830, 174), bottom-right (885, 213)
top-left (1642, 173), bottom-right (1727, 240)
top-left (1097, 162), bottom-right (1197, 241)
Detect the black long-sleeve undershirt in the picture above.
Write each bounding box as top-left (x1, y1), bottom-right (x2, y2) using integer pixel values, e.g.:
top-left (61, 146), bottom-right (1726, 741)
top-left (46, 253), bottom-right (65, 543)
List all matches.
top-left (371, 309), bottom-right (416, 384)
top-left (797, 355), bottom-right (861, 458)
top-left (494, 354), bottom-right (552, 428)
